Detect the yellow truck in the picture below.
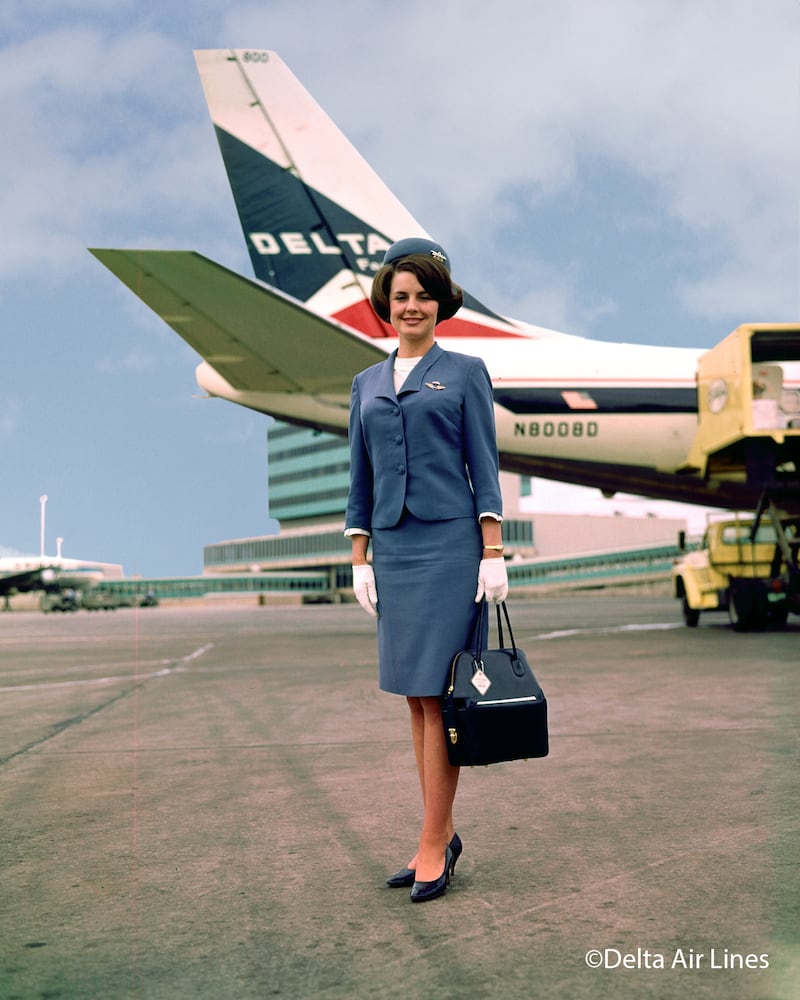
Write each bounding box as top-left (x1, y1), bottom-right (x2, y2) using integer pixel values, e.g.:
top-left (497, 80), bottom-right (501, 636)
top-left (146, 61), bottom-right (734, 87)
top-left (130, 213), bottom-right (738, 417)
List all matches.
top-left (673, 513), bottom-right (800, 630)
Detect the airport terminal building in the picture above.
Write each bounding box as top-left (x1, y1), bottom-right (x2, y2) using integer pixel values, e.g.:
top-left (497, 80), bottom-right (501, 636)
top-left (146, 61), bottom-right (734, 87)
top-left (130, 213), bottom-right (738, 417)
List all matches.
top-left (202, 422), bottom-right (687, 590)
top-left (11, 422), bottom-right (686, 609)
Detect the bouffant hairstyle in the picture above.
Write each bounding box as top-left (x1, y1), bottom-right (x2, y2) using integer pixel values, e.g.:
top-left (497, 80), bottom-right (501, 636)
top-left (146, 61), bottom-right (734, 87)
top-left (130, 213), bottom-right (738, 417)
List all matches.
top-left (370, 255), bottom-right (463, 325)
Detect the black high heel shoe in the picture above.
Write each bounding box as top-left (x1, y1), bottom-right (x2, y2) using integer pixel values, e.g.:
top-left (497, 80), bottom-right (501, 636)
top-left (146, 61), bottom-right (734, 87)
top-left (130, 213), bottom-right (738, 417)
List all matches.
top-left (386, 865), bottom-right (416, 888)
top-left (410, 845), bottom-right (452, 903)
top-left (448, 831), bottom-right (463, 877)
top-left (386, 833), bottom-right (462, 888)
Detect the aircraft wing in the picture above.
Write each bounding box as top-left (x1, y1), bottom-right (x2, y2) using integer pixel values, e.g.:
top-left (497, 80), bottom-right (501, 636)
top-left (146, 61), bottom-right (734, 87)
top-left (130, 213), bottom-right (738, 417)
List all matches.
top-left (89, 249), bottom-right (387, 394)
top-left (0, 569), bottom-right (51, 596)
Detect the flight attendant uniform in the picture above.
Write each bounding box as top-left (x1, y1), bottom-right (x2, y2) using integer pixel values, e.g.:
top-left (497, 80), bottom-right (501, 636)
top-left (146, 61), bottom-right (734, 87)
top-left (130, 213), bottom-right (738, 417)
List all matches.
top-left (346, 342), bottom-right (503, 696)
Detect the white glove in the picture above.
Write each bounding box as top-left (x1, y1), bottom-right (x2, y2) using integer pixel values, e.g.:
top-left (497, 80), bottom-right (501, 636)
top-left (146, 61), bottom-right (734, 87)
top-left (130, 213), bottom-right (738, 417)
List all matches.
top-left (474, 557), bottom-right (508, 604)
top-left (352, 564), bottom-right (379, 618)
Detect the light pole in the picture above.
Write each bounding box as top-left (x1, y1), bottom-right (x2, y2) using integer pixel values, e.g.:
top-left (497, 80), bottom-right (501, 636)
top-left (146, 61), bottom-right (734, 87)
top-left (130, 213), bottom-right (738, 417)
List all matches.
top-left (56, 537), bottom-right (63, 559)
top-left (39, 495), bottom-right (48, 558)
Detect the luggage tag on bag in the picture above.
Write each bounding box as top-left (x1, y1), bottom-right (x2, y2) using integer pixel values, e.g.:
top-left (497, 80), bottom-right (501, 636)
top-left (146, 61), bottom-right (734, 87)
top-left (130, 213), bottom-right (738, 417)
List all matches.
top-left (471, 661), bottom-right (492, 696)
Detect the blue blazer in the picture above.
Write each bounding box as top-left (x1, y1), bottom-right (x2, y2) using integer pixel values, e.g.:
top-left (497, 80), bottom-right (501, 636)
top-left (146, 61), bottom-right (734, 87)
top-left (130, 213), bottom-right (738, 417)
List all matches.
top-left (345, 343), bottom-right (503, 531)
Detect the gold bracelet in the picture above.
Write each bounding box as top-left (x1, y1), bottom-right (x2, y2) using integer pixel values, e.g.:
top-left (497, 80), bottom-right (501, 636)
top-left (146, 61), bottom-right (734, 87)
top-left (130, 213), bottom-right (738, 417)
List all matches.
top-left (483, 544), bottom-right (504, 551)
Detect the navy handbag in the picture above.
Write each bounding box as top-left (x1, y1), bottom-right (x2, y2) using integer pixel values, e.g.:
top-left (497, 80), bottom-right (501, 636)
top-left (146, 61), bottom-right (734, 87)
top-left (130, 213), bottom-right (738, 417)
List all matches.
top-left (441, 600), bottom-right (549, 766)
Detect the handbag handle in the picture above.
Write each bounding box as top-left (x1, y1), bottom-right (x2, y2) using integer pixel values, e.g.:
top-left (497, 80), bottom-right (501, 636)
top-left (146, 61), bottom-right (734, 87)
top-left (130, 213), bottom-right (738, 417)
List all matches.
top-left (495, 601), bottom-right (518, 657)
top-left (492, 601), bottom-right (528, 678)
top-left (472, 599), bottom-right (519, 661)
top-left (446, 600), bottom-right (525, 696)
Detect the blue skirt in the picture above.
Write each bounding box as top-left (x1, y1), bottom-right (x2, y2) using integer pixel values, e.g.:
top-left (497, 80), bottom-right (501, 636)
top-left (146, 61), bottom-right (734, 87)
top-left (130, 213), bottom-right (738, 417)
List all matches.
top-left (371, 511), bottom-right (485, 696)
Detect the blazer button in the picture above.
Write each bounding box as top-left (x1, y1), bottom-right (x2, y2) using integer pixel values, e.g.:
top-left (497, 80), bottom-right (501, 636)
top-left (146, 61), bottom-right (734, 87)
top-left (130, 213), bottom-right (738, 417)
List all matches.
top-left (394, 435), bottom-right (403, 445)
top-left (396, 465), bottom-right (406, 474)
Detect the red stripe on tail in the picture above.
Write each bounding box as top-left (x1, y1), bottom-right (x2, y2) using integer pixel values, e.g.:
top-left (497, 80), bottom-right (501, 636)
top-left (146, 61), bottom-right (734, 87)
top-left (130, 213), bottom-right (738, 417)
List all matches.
top-left (333, 300), bottom-right (523, 340)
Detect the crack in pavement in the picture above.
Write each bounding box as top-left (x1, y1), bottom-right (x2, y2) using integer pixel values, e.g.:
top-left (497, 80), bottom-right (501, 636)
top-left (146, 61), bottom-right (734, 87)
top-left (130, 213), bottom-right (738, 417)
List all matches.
top-left (0, 644), bottom-right (213, 767)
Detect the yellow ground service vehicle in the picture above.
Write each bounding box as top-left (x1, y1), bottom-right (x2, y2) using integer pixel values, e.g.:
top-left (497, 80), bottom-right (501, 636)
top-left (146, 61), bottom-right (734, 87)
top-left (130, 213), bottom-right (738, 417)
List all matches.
top-left (672, 324), bottom-right (800, 629)
top-left (673, 513), bottom-right (800, 630)
top-left (677, 323), bottom-right (800, 491)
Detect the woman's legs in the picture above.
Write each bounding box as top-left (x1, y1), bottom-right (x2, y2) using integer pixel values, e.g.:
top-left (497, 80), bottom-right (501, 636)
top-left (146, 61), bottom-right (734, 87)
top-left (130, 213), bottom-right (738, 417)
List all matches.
top-left (406, 695), bottom-right (460, 882)
top-left (402, 697), bottom-right (426, 870)
top-left (408, 696), bottom-right (427, 804)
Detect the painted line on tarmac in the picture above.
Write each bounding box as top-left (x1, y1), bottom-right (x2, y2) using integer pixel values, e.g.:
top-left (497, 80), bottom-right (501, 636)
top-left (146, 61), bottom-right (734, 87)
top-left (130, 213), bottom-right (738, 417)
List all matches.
top-left (179, 643), bottom-right (214, 663)
top-left (0, 644), bottom-right (215, 766)
top-left (0, 643), bottom-right (214, 693)
top-left (535, 622), bottom-right (683, 641)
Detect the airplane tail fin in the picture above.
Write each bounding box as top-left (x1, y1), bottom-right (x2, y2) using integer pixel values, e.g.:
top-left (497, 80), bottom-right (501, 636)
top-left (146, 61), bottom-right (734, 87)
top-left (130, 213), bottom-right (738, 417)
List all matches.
top-left (194, 49), bottom-right (521, 340)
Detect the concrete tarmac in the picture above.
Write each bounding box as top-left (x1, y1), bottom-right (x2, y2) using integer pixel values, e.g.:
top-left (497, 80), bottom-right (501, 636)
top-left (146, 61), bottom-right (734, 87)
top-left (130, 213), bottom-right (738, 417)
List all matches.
top-left (0, 596), bottom-right (797, 1000)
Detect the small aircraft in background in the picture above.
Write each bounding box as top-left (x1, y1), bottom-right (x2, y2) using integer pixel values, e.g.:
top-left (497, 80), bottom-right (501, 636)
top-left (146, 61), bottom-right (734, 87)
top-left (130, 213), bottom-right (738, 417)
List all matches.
top-left (91, 48), bottom-right (800, 518)
top-left (0, 555), bottom-right (123, 612)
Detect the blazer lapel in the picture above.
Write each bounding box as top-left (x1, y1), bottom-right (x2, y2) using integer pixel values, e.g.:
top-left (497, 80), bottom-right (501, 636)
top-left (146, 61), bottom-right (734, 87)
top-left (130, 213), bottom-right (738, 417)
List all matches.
top-left (397, 343), bottom-right (444, 395)
top-left (373, 350), bottom-right (399, 400)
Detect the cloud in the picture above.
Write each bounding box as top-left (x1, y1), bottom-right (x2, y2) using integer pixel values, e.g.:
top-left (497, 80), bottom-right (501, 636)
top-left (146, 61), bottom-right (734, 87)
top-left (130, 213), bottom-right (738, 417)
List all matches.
top-left (225, 0), bottom-right (799, 326)
top-left (0, 398), bottom-right (20, 439)
top-left (0, 25), bottom-right (236, 283)
top-left (1, 0), bottom-right (797, 332)
top-left (0, 545), bottom-right (27, 557)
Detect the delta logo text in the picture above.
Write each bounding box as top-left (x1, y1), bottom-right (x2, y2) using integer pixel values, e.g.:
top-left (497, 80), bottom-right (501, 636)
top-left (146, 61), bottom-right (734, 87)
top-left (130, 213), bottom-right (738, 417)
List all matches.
top-left (249, 231), bottom-right (391, 273)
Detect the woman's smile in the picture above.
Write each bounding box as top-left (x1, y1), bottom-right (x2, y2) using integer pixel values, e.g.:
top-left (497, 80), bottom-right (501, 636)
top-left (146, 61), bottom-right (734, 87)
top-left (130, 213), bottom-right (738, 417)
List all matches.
top-left (389, 271), bottom-right (438, 351)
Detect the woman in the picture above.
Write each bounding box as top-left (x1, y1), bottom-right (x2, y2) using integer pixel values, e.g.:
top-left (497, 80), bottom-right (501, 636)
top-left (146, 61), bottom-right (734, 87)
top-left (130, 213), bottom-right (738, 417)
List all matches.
top-left (345, 238), bottom-right (508, 902)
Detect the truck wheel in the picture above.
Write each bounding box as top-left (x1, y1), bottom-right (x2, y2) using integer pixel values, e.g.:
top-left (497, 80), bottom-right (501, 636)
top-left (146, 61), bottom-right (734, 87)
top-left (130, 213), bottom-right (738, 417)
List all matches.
top-left (728, 583), bottom-right (768, 632)
top-left (728, 585), bottom-right (753, 631)
top-left (767, 605), bottom-right (789, 626)
top-left (751, 587), bottom-right (769, 630)
top-left (682, 598), bottom-right (700, 627)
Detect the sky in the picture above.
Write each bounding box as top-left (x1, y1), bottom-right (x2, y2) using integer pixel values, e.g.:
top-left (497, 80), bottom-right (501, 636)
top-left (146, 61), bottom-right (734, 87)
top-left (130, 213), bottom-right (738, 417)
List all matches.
top-left (2, 0), bottom-right (798, 577)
